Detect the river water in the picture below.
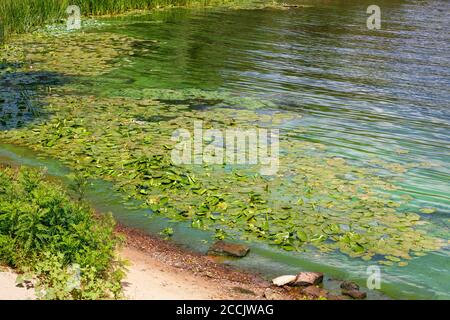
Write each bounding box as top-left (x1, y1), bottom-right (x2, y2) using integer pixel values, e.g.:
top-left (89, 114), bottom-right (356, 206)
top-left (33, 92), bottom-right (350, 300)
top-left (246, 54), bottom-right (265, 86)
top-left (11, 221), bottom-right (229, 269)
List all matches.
top-left (100, 0), bottom-right (450, 215)
top-left (1, 0), bottom-right (449, 299)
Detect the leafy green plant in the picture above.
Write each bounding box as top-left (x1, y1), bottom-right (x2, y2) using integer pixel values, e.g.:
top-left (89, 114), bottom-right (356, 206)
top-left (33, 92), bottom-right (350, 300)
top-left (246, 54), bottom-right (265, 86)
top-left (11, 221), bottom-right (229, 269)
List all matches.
top-left (68, 170), bottom-right (89, 201)
top-left (0, 165), bottom-right (125, 299)
top-left (159, 227), bottom-right (174, 239)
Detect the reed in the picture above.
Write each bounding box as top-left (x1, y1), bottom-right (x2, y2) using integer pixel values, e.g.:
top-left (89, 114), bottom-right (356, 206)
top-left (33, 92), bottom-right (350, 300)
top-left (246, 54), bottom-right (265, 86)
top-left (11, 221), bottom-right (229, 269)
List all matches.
top-left (0, 0), bottom-right (211, 39)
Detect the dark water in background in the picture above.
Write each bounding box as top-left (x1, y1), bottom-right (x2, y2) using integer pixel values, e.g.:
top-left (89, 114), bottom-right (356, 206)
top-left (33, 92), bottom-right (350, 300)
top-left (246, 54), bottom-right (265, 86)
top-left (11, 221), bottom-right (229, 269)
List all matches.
top-left (1, 0), bottom-right (449, 299)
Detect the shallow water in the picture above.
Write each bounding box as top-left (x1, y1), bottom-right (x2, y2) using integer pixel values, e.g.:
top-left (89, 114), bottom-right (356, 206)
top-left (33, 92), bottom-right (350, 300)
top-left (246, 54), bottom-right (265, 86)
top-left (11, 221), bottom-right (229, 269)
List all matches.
top-left (1, 0), bottom-right (449, 299)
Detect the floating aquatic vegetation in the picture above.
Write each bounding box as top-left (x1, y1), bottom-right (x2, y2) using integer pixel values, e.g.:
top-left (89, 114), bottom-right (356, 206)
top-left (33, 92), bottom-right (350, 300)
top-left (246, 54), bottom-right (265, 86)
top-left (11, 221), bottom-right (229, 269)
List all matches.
top-left (42, 19), bottom-right (108, 36)
top-left (420, 208), bottom-right (436, 214)
top-left (0, 30), bottom-right (446, 265)
top-left (1, 31), bottom-right (136, 77)
top-left (217, 0), bottom-right (313, 11)
top-left (95, 87), bottom-right (281, 110)
top-left (0, 30), bottom-right (137, 128)
top-left (1, 89), bottom-right (445, 263)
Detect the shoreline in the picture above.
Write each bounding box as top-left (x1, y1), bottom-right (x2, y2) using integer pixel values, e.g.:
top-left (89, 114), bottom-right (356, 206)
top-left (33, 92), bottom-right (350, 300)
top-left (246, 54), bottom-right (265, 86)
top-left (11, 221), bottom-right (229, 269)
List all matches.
top-left (0, 156), bottom-right (369, 301)
top-left (116, 224), bottom-right (297, 300)
top-left (0, 221), bottom-right (371, 300)
top-left (0, 149), bottom-right (301, 300)
top-left (0, 223), bottom-right (298, 300)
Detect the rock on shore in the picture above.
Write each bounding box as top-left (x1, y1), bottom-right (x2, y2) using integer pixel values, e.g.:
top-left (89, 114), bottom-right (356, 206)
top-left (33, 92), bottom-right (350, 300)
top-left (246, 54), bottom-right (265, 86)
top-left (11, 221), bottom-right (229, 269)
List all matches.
top-left (272, 275), bottom-right (297, 286)
top-left (208, 241), bottom-right (250, 257)
top-left (301, 285), bottom-right (328, 299)
top-left (340, 280), bottom-right (366, 299)
top-left (340, 280), bottom-right (359, 291)
top-left (271, 272), bottom-right (324, 287)
top-left (342, 289), bottom-right (367, 299)
top-left (293, 272), bottom-right (324, 286)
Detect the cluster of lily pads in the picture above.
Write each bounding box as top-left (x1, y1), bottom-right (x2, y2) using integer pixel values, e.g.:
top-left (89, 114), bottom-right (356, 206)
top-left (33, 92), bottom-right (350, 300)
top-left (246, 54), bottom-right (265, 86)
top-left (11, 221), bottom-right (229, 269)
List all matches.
top-left (0, 29), bottom-right (445, 266)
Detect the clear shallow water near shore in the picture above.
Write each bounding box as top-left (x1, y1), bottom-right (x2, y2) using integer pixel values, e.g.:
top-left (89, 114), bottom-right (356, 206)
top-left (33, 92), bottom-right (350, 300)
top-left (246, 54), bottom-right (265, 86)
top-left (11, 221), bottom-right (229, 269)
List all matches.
top-left (1, 0), bottom-right (449, 299)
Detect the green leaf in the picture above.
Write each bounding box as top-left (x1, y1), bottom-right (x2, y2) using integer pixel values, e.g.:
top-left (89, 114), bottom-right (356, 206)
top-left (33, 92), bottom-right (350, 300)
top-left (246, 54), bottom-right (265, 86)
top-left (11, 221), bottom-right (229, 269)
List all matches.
top-left (296, 230), bottom-right (308, 242)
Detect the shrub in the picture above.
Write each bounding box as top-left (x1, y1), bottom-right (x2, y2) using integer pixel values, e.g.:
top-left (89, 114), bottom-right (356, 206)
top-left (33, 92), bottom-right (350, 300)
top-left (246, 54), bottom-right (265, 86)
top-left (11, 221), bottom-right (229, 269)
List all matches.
top-left (0, 165), bottom-right (125, 299)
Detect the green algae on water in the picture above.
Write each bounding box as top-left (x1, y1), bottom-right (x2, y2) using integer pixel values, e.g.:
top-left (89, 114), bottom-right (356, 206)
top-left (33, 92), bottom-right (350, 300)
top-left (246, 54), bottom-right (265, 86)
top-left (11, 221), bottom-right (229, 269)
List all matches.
top-left (0, 29), bottom-right (446, 265)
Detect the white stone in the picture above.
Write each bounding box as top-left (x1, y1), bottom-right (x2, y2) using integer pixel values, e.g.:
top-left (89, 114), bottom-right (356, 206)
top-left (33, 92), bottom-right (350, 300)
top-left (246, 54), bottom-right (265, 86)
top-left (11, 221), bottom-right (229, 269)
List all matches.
top-left (271, 275), bottom-right (296, 286)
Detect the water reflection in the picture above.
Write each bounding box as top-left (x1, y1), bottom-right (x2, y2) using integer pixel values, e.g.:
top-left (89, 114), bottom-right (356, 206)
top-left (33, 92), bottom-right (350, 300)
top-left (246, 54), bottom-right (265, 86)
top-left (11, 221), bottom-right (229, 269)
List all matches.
top-left (0, 67), bottom-right (69, 129)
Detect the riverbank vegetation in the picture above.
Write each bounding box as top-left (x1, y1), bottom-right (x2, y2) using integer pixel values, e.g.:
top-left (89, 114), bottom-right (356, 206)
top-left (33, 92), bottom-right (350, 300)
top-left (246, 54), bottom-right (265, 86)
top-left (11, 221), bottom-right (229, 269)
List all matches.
top-left (0, 165), bottom-right (125, 299)
top-left (0, 0), bottom-right (219, 38)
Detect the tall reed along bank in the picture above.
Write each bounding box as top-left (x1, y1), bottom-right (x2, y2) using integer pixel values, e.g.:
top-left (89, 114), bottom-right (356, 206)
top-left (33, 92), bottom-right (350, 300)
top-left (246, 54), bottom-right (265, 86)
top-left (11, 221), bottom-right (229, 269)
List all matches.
top-left (0, 0), bottom-right (218, 38)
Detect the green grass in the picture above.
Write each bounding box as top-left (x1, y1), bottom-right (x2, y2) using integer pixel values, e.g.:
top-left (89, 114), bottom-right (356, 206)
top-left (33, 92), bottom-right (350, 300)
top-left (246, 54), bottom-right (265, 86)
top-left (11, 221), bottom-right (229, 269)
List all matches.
top-left (0, 0), bottom-right (212, 39)
top-left (0, 165), bottom-right (125, 299)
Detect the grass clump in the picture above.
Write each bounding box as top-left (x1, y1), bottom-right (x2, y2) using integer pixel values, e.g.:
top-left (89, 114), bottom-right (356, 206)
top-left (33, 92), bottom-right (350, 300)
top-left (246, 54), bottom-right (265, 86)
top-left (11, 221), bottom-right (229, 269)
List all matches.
top-left (0, 165), bottom-right (125, 300)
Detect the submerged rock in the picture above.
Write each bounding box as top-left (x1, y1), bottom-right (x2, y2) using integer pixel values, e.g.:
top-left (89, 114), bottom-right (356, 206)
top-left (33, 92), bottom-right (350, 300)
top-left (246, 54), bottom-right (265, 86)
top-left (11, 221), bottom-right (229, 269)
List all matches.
top-left (293, 272), bottom-right (324, 286)
top-left (342, 289), bottom-right (367, 300)
top-left (301, 285), bottom-right (328, 299)
top-left (272, 275), bottom-right (297, 287)
top-left (340, 280), bottom-right (360, 291)
top-left (208, 241), bottom-right (250, 257)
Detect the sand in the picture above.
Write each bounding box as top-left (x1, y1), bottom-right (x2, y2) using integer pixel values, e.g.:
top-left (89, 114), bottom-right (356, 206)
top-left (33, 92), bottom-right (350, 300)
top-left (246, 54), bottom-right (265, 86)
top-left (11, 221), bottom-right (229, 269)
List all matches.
top-left (121, 246), bottom-right (242, 300)
top-left (0, 267), bottom-right (35, 300)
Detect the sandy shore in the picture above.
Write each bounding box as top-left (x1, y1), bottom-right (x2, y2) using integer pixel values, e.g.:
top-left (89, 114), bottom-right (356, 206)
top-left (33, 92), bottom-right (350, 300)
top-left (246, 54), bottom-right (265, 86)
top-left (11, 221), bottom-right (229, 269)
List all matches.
top-left (0, 225), bottom-right (295, 300)
top-left (121, 246), bottom-right (262, 300)
top-left (0, 267), bottom-right (35, 300)
top-left (117, 225), bottom-right (294, 300)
